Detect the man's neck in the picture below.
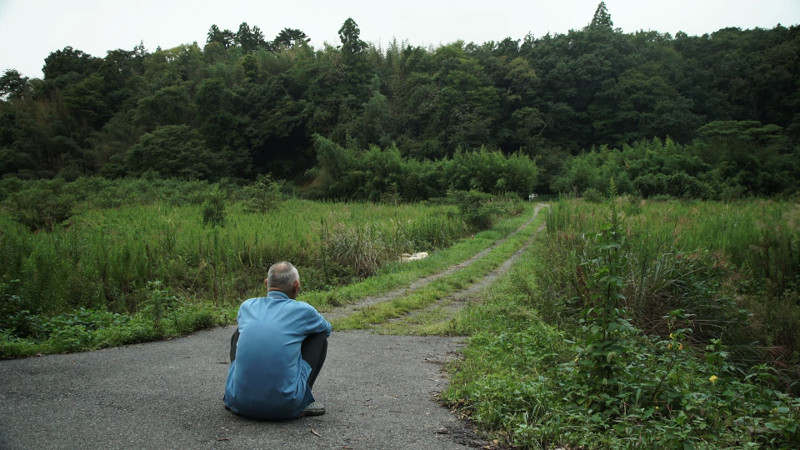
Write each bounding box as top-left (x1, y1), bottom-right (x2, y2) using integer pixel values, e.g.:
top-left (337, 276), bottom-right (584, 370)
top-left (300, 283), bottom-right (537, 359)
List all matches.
top-left (267, 288), bottom-right (293, 299)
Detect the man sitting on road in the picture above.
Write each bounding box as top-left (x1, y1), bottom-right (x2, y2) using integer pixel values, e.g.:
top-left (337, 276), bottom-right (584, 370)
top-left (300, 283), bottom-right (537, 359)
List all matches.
top-left (223, 261), bottom-right (332, 420)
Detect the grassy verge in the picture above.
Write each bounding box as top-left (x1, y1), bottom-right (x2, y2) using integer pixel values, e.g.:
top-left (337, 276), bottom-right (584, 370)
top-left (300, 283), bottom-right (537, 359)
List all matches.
top-left (443, 197), bottom-right (800, 448)
top-left (1, 282), bottom-right (234, 357)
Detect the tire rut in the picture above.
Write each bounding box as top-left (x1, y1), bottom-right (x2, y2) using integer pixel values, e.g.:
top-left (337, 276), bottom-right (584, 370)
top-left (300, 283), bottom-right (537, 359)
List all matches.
top-left (324, 204), bottom-right (548, 322)
top-left (381, 211), bottom-right (548, 330)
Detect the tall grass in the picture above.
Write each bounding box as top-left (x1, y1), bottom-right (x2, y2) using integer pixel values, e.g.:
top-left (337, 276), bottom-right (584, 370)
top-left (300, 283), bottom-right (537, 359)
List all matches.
top-left (538, 197), bottom-right (800, 384)
top-left (2, 177), bottom-right (508, 357)
top-left (445, 197), bottom-right (800, 448)
top-left (0, 198), bottom-right (466, 318)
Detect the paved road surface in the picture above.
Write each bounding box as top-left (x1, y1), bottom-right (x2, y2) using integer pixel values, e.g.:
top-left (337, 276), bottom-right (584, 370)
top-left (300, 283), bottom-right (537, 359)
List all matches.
top-left (0, 326), bottom-right (484, 449)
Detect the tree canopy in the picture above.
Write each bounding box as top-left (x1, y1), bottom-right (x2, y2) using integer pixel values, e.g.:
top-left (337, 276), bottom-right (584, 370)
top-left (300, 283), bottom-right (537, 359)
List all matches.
top-left (1, 6), bottom-right (798, 198)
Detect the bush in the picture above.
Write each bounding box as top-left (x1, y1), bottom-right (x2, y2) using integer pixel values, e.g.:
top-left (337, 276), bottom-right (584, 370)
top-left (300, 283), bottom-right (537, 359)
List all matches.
top-left (666, 171), bottom-right (711, 199)
top-left (633, 172), bottom-right (711, 199)
top-left (582, 187), bottom-right (605, 203)
top-left (4, 179), bottom-right (76, 231)
top-left (633, 173), bottom-right (669, 198)
top-left (243, 173), bottom-right (283, 213)
top-left (309, 135), bottom-right (538, 201)
top-left (448, 189), bottom-right (500, 232)
top-left (406, 213), bottom-right (465, 250)
top-left (201, 186), bottom-right (227, 227)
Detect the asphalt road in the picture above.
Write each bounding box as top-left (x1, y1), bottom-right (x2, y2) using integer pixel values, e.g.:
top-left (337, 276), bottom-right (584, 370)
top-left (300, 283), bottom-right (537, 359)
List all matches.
top-left (0, 326), bottom-right (484, 449)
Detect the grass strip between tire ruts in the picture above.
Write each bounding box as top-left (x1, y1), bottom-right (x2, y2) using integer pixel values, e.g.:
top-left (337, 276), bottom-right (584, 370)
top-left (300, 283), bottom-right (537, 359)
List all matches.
top-left (330, 206), bottom-right (546, 331)
top-left (304, 203), bottom-right (539, 311)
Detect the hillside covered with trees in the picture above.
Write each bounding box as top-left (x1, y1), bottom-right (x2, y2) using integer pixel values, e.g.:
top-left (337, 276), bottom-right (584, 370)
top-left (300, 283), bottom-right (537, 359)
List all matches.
top-left (1, 3), bottom-right (798, 199)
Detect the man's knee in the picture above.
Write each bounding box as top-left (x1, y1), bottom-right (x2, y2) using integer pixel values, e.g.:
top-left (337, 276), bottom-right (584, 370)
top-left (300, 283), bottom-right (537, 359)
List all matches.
top-left (301, 332), bottom-right (328, 360)
top-left (230, 328), bottom-right (240, 362)
top-left (302, 333), bottom-right (328, 388)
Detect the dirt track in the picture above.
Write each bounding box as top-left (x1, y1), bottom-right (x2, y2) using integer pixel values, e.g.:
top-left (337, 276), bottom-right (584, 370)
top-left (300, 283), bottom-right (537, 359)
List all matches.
top-left (0, 205), bottom-right (547, 449)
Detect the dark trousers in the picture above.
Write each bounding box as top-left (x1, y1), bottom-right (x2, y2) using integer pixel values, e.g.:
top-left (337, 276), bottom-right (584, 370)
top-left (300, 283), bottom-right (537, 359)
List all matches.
top-left (229, 328), bottom-right (328, 388)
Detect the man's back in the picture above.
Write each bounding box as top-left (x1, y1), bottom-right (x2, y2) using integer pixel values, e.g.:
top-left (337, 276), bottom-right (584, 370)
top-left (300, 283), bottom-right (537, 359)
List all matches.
top-left (223, 291), bottom-right (332, 420)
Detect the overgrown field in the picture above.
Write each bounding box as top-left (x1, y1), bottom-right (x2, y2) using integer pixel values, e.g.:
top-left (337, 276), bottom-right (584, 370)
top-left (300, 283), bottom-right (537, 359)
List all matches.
top-left (446, 197), bottom-right (800, 448)
top-left (0, 176), bottom-right (524, 357)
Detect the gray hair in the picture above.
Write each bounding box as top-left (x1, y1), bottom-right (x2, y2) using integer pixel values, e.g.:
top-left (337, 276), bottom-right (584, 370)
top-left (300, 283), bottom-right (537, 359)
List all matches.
top-left (267, 261), bottom-right (299, 292)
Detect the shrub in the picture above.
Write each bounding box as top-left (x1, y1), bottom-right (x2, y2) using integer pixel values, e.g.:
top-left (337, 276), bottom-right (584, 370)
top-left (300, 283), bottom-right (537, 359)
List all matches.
top-left (448, 189), bottom-right (499, 232)
top-left (406, 213), bottom-right (465, 250)
top-left (201, 186), bottom-right (227, 227)
top-left (582, 187), bottom-right (604, 203)
top-left (140, 281), bottom-right (179, 333)
top-left (633, 173), bottom-right (669, 198)
top-left (243, 173), bottom-right (283, 213)
top-left (4, 179), bottom-right (76, 231)
top-left (666, 171), bottom-right (712, 199)
top-left (379, 182), bottom-right (401, 205)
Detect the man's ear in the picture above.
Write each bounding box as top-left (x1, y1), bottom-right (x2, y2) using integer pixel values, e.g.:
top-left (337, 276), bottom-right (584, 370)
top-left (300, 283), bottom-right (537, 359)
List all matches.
top-left (292, 280), bottom-right (300, 296)
top-left (264, 278), bottom-right (269, 288)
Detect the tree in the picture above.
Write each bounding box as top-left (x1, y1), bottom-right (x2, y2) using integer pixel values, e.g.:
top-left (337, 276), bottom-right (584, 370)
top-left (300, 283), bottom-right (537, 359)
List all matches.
top-left (0, 70), bottom-right (30, 101)
top-left (339, 18), bottom-right (367, 58)
top-left (590, 2), bottom-right (613, 29)
top-left (42, 47), bottom-right (100, 81)
top-left (238, 78), bottom-right (312, 176)
top-left (235, 22), bottom-right (267, 53)
top-left (428, 43), bottom-right (500, 153)
top-left (696, 120), bottom-right (795, 195)
top-left (134, 84), bottom-right (192, 129)
top-left (206, 25), bottom-right (235, 49)
top-left (273, 28), bottom-right (310, 50)
top-left (0, 11), bottom-right (797, 198)
top-left (125, 125), bottom-right (223, 179)
top-left (348, 75), bottom-right (393, 148)
top-left (98, 46), bottom-right (146, 111)
top-left (62, 73), bottom-right (108, 128)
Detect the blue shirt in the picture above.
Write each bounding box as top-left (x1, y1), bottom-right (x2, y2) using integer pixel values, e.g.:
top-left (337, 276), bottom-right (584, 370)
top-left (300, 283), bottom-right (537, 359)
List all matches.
top-left (223, 291), bottom-right (332, 420)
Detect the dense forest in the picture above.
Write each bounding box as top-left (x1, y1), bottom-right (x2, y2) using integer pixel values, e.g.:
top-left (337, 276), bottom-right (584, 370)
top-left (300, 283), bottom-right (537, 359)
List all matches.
top-left (1, 3), bottom-right (798, 199)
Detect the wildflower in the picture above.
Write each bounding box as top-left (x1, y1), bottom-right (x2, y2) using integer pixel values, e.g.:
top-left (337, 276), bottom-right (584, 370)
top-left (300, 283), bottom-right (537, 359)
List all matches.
top-left (709, 375), bottom-right (718, 383)
top-left (679, 344), bottom-right (684, 351)
top-left (669, 333), bottom-right (674, 339)
top-left (667, 344), bottom-right (673, 350)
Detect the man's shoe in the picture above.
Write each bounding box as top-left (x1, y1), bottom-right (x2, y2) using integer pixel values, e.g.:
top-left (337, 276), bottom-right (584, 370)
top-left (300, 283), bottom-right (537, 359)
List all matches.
top-left (298, 401), bottom-right (326, 417)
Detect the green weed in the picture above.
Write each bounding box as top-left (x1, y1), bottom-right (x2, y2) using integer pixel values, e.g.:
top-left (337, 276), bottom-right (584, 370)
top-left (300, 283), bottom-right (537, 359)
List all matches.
top-left (445, 197), bottom-right (800, 448)
top-left (1, 177), bottom-right (530, 356)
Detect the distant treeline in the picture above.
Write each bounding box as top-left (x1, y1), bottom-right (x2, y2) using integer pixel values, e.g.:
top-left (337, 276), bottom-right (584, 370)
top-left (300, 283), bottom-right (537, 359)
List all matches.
top-left (0, 3), bottom-right (798, 198)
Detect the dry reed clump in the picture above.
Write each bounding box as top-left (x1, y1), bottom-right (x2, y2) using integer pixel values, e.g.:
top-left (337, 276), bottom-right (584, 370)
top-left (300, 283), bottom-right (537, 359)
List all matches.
top-left (322, 224), bottom-right (396, 279)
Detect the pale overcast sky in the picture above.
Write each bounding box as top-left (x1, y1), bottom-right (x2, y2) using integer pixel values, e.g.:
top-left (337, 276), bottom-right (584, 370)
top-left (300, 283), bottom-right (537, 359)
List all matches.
top-left (1, 0), bottom-right (799, 79)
